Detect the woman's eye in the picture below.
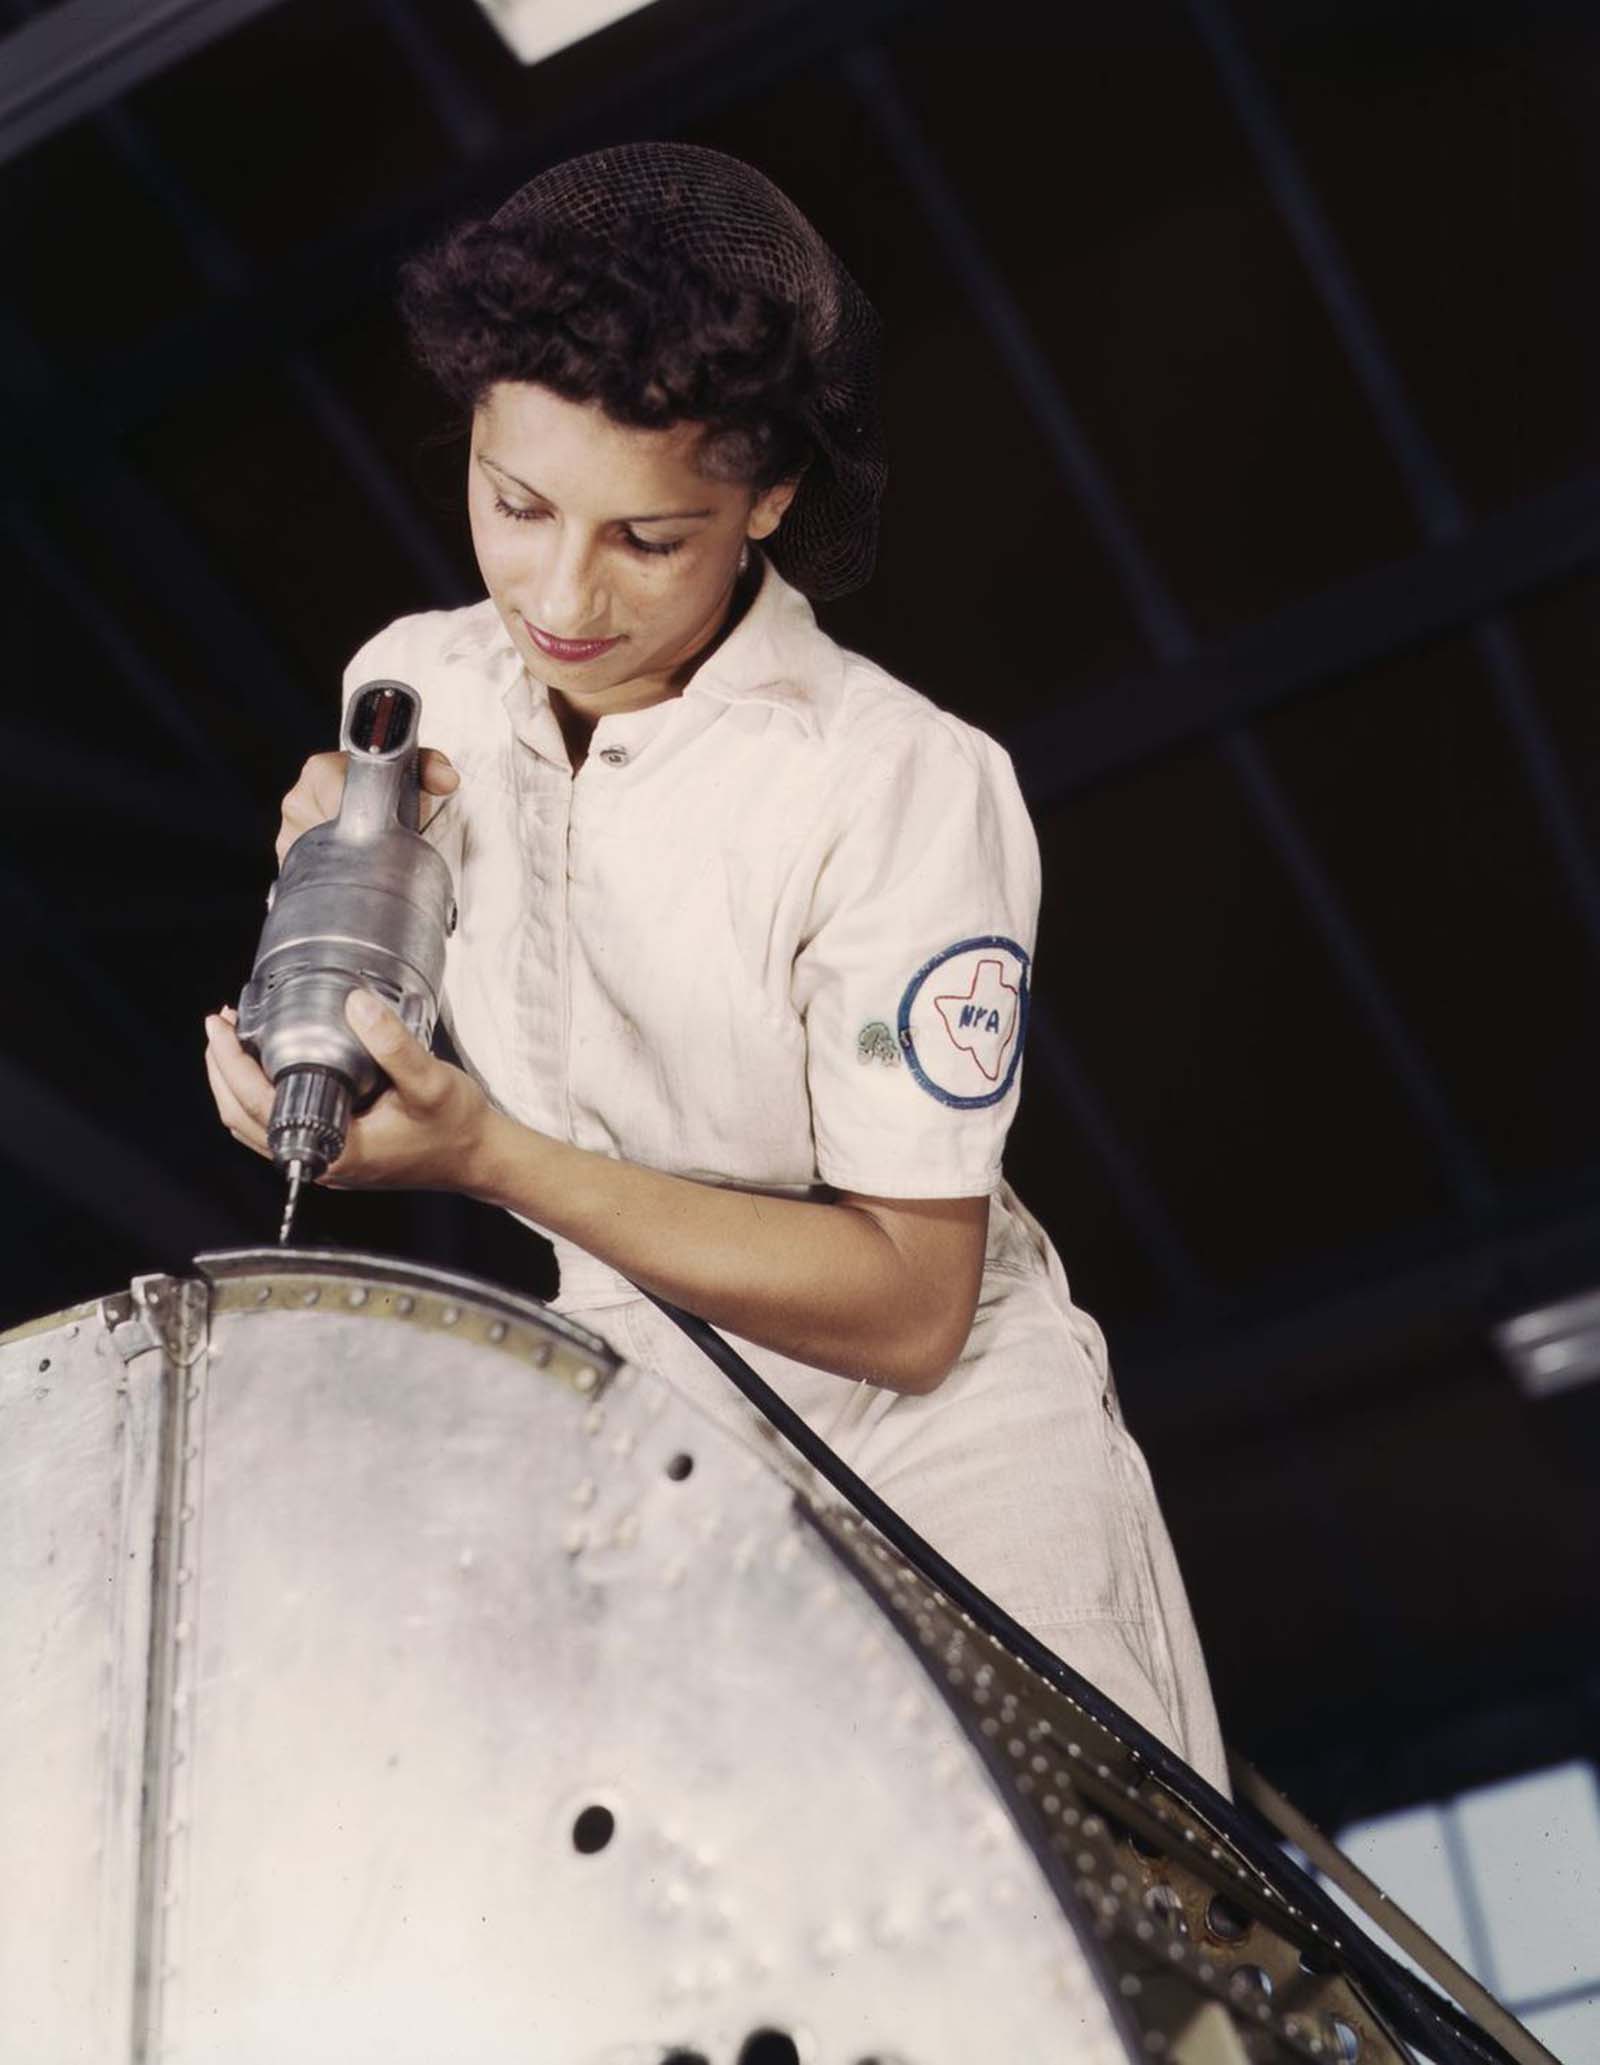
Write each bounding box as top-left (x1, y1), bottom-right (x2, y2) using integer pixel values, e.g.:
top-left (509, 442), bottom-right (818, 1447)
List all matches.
top-left (489, 495), bottom-right (683, 556)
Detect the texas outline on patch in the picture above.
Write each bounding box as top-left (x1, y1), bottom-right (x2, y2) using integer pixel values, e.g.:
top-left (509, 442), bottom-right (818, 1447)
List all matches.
top-left (932, 955), bottom-right (1021, 1082)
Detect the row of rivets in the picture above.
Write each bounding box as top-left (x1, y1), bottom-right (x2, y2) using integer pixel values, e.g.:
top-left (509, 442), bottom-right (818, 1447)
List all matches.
top-left (153, 1321), bottom-right (210, 2055)
top-left (836, 1507), bottom-right (1371, 2065)
top-left (1099, 1846), bottom-right (1363, 2065)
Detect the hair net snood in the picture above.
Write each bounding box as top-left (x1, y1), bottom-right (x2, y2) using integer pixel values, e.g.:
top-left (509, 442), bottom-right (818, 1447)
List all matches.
top-left (491, 142), bottom-right (886, 602)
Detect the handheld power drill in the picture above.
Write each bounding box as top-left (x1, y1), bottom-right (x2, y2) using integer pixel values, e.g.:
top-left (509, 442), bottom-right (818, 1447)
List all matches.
top-left (235, 680), bottom-right (456, 1245)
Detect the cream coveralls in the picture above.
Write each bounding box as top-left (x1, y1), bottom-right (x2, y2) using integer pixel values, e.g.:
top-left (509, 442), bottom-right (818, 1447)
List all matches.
top-left (343, 562), bottom-right (1229, 1792)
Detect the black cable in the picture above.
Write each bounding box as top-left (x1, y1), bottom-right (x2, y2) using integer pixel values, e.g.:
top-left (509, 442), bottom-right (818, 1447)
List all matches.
top-left (645, 1290), bottom-right (1521, 2065)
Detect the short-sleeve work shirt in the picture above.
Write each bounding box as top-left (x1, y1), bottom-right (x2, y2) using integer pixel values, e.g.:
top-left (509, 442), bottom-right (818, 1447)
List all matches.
top-left (343, 561), bottom-right (1040, 1212)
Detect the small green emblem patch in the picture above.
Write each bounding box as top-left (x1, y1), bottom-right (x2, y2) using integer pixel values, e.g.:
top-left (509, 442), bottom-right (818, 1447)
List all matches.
top-left (857, 1020), bottom-right (900, 1067)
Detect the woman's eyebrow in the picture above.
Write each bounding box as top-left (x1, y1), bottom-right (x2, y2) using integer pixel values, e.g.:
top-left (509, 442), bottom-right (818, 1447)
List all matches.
top-left (478, 452), bottom-right (713, 524)
top-left (620, 504), bottom-right (716, 525)
top-left (478, 453), bottom-right (548, 500)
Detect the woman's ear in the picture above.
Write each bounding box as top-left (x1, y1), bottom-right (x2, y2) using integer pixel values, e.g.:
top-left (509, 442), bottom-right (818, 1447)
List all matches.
top-left (748, 473), bottom-right (803, 542)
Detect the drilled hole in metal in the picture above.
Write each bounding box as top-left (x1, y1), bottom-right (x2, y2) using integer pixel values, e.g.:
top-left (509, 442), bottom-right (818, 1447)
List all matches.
top-left (665, 1452), bottom-right (695, 1482)
top-left (1143, 1884), bottom-right (1186, 1933)
top-left (1205, 1893), bottom-right (1251, 1943)
top-left (738, 2034), bottom-right (800, 2065)
top-left (37, 1358), bottom-right (50, 1373)
top-left (1328, 2019), bottom-right (1360, 2062)
top-left (1230, 1964), bottom-right (1273, 2001)
top-left (571, 1804), bottom-right (614, 1855)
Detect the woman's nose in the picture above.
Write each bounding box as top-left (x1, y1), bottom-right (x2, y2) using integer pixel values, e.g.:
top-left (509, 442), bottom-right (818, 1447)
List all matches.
top-left (531, 526), bottom-right (605, 635)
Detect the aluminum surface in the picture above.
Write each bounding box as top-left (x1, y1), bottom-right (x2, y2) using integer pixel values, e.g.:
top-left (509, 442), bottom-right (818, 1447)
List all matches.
top-left (3, 1249), bottom-right (1423, 2064)
top-left (0, 1296), bottom-right (162, 2063)
top-left (147, 1253), bottom-right (1127, 2064)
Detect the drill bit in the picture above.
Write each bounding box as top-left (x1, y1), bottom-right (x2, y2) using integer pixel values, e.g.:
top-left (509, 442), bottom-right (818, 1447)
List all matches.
top-left (278, 1159), bottom-right (306, 1247)
top-left (265, 1068), bottom-right (348, 1247)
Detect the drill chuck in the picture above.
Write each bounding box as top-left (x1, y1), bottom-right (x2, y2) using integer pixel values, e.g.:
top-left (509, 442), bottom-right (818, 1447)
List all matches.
top-left (267, 1065), bottom-right (354, 1179)
top-left (236, 680), bottom-right (455, 1232)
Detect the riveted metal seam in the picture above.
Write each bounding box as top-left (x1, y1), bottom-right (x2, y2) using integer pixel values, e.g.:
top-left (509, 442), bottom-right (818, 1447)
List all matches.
top-left (128, 1274), bottom-right (209, 2064)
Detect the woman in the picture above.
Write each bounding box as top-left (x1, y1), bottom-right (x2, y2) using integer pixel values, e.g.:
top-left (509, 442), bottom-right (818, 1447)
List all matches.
top-left (204, 141), bottom-right (1227, 1790)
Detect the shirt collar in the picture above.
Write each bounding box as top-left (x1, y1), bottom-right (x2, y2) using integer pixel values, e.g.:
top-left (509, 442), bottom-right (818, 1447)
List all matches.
top-left (440, 557), bottom-right (841, 748)
top-left (681, 557), bottom-right (841, 736)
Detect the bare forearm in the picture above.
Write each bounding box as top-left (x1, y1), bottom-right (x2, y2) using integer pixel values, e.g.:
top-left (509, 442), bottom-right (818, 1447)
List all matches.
top-left (466, 1110), bottom-right (979, 1392)
top-left (205, 996), bottom-right (980, 1389)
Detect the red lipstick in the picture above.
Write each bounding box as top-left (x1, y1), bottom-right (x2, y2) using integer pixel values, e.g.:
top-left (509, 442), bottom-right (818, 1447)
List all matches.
top-left (523, 619), bottom-right (622, 664)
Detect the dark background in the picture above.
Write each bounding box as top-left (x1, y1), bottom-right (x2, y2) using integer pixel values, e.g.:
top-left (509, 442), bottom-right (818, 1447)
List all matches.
top-left (3, 0), bottom-right (1598, 1829)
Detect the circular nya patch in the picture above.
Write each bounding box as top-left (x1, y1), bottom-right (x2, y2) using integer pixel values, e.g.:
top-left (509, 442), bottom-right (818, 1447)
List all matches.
top-left (898, 936), bottom-right (1030, 1109)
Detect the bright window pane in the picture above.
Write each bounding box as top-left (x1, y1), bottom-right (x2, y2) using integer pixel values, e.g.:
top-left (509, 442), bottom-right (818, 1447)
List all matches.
top-left (1522, 1991), bottom-right (1600, 2065)
top-left (1455, 1764), bottom-right (1600, 2002)
top-left (1333, 1803), bottom-right (1480, 1979)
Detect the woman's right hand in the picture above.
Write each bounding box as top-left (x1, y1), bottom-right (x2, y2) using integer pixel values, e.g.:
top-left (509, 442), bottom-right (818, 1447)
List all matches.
top-left (275, 748), bottom-right (460, 865)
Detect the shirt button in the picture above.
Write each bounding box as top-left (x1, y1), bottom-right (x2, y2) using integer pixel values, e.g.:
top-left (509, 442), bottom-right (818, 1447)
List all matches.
top-left (598, 744), bottom-right (629, 767)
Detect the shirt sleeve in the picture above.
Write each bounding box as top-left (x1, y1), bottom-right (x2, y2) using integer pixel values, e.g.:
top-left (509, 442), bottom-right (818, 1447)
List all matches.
top-left (792, 703), bottom-right (1041, 1198)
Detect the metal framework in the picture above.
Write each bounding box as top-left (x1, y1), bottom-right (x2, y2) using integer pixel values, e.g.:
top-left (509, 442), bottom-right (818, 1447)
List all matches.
top-left (0, 0), bottom-right (288, 165)
top-left (0, 1048), bottom-right (240, 1253)
top-left (1005, 469), bottom-right (1600, 800)
top-left (1186, 0), bottom-right (1600, 964)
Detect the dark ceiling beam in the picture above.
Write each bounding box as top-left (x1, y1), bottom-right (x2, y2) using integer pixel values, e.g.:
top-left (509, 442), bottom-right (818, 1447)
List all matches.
top-left (0, 847), bottom-right (273, 1233)
top-left (1188, 0), bottom-right (1600, 963)
top-left (0, 857), bottom-right (206, 1082)
top-left (1119, 1176), bottom-right (1600, 1436)
top-left (843, 39), bottom-right (1190, 664)
top-left (0, 1048), bottom-right (248, 1258)
top-left (1221, 726), bottom-right (1495, 1220)
top-left (1024, 1003), bottom-right (1217, 1309)
top-left (4, 722), bottom-right (261, 851)
top-left (1255, 1648), bottom-right (1600, 1835)
top-left (0, 311), bottom-right (325, 746)
top-left (2, 502), bottom-right (269, 828)
top-left (1006, 467), bottom-right (1600, 806)
top-left (848, 39), bottom-right (1494, 1224)
top-left (284, 355), bottom-right (476, 607)
top-left (83, 97), bottom-right (476, 610)
top-left (375, 0), bottom-right (501, 162)
top-left (0, 0), bottom-right (287, 165)
top-left (74, 0), bottom-right (933, 444)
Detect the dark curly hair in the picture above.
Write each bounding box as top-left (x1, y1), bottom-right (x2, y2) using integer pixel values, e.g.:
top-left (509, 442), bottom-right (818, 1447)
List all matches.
top-left (399, 215), bottom-right (819, 491)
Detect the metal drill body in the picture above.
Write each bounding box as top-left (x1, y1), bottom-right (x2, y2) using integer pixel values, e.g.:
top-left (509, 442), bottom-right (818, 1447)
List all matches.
top-left (235, 681), bottom-right (455, 1238)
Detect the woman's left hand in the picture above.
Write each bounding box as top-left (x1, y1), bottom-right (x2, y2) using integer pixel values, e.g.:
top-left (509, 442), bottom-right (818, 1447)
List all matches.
top-left (203, 990), bottom-right (493, 1194)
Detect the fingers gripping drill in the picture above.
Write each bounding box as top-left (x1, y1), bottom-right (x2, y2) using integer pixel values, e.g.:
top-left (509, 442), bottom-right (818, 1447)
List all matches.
top-left (235, 682), bottom-right (456, 1244)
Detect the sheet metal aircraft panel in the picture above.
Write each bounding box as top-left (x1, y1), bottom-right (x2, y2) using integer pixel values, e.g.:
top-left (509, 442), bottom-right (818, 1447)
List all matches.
top-left (1, 1248), bottom-right (1414, 2065)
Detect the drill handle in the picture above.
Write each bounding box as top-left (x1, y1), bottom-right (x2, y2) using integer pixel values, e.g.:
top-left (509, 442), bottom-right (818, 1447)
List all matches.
top-left (337, 679), bottom-right (424, 840)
